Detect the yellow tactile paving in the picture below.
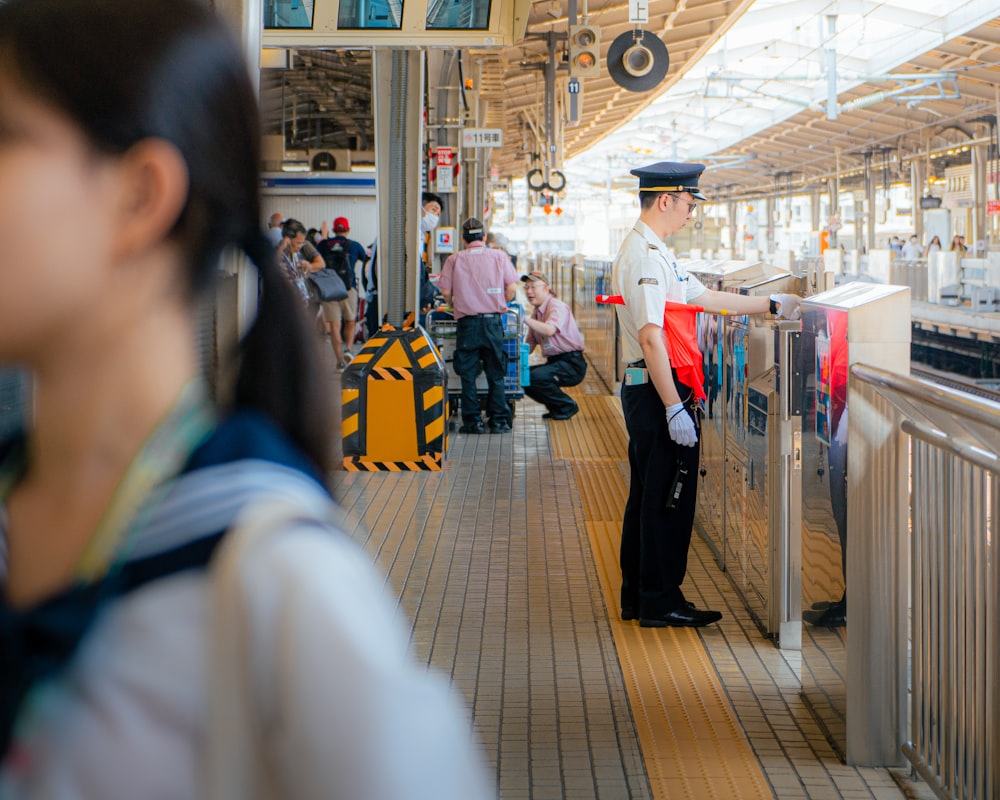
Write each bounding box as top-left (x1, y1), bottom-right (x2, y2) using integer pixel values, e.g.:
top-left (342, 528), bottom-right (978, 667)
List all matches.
top-left (549, 394), bottom-right (629, 461)
top-left (553, 396), bottom-right (774, 800)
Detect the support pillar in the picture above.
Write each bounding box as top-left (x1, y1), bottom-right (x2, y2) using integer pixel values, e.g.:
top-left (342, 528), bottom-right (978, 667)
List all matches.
top-left (866, 174), bottom-right (877, 253)
top-left (911, 160), bottom-right (926, 244)
top-left (211, 0), bottom-right (263, 392)
top-left (373, 48), bottom-right (426, 327)
top-left (972, 143), bottom-right (988, 255)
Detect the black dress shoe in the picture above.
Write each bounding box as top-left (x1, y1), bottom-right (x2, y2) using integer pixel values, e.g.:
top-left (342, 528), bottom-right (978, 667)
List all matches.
top-left (803, 602), bottom-right (845, 628)
top-left (544, 406), bottom-right (579, 421)
top-left (459, 422), bottom-right (485, 434)
top-left (622, 601), bottom-right (695, 621)
top-left (640, 606), bottom-right (723, 628)
top-left (489, 421), bottom-right (512, 433)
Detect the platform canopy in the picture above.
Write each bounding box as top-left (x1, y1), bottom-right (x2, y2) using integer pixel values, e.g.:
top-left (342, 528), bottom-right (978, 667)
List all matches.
top-left (259, 0), bottom-right (1000, 196)
top-left (560, 0), bottom-right (1000, 198)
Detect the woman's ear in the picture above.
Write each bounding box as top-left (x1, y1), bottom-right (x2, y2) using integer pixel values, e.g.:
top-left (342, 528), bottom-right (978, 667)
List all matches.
top-left (111, 138), bottom-right (189, 263)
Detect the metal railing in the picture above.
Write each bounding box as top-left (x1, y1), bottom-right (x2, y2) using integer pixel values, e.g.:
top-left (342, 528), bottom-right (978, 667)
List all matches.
top-left (847, 364), bottom-right (998, 800)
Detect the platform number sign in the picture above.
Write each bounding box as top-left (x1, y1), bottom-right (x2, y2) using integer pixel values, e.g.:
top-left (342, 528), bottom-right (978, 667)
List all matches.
top-left (568, 77), bottom-right (580, 94)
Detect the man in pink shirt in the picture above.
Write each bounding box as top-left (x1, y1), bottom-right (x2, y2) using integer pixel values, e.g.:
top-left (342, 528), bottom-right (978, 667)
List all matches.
top-left (438, 218), bottom-right (519, 434)
top-left (521, 272), bottom-right (587, 420)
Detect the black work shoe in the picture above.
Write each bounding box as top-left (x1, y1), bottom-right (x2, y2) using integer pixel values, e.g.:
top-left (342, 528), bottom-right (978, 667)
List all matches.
top-left (640, 606), bottom-right (723, 628)
top-left (489, 421), bottom-right (512, 434)
top-left (543, 406), bottom-right (579, 421)
top-left (459, 422), bottom-right (485, 434)
top-left (803, 602), bottom-right (846, 628)
top-left (622, 601), bottom-right (695, 622)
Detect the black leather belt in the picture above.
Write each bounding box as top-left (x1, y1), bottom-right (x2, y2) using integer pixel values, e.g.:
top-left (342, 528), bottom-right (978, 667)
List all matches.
top-left (628, 359), bottom-right (646, 368)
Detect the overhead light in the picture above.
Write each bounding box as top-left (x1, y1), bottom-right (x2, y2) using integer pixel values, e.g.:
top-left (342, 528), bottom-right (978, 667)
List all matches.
top-left (280, 161), bottom-right (311, 172)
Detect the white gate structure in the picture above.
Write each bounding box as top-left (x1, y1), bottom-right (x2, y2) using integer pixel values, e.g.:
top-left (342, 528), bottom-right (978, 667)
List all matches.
top-left (847, 364), bottom-right (998, 800)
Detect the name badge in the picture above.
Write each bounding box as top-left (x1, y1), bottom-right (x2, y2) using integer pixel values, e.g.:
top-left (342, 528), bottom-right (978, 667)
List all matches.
top-left (486, 287), bottom-right (502, 294)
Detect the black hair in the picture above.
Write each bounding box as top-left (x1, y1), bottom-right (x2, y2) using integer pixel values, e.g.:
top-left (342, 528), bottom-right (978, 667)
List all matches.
top-left (422, 191), bottom-right (444, 209)
top-left (282, 218), bottom-right (307, 240)
top-left (0, 0), bottom-right (332, 474)
top-left (639, 191), bottom-right (669, 210)
top-left (462, 230), bottom-right (485, 244)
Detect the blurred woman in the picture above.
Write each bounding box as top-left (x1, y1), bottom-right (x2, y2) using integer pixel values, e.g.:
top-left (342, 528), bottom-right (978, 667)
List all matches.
top-left (950, 234), bottom-right (967, 256)
top-left (0, 1), bottom-right (491, 797)
top-left (924, 234), bottom-right (942, 258)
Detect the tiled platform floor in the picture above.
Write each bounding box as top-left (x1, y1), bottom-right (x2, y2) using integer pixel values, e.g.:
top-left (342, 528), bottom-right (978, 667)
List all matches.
top-left (330, 371), bottom-right (930, 799)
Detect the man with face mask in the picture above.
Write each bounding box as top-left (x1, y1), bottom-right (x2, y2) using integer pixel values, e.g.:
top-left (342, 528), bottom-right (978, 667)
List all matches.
top-left (420, 192), bottom-right (444, 311)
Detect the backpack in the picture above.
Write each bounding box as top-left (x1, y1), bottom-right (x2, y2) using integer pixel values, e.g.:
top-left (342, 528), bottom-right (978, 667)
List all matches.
top-left (320, 238), bottom-right (353, 288)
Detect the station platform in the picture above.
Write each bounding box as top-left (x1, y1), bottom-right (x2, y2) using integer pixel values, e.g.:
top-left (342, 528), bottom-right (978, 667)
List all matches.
top-left (329, 367), bottom-right (928, 800)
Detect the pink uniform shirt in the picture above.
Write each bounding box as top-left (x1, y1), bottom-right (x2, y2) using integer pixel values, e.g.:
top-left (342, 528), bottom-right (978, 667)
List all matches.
top-left (438, 242), bottom-right (518, 319)
top-left (526, 295), bottom-right (585, 355)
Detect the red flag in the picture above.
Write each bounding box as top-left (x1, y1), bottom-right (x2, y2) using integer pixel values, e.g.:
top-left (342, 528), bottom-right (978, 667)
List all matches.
top-left (596, 295), bottom-right (706, 401)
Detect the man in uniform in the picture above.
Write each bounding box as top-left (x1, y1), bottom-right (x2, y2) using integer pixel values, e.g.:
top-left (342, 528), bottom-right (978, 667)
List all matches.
top-left (521, 271), bottom-right (587, 420)
top-left (438, 218), bottom-right (519, 434)
top-left (612, 161), bottom-right (801, 628)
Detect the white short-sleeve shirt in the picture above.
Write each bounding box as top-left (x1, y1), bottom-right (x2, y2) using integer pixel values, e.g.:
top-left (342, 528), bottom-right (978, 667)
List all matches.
top-left (611, 220), bottom-right (706, 365)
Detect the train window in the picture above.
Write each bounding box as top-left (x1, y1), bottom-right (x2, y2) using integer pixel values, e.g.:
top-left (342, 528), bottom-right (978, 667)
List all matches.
top-left (425, 0), bottom-right (491, 30)
top-left (338, 0), bottom-right (404, 29)
top-left (264, 0), bottom-right (316, 28)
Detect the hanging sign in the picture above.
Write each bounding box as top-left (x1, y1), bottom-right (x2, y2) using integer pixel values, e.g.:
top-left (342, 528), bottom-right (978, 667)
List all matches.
top-left (435, 147), bottom-right (454, 192)
top-left (628, 0), bottom-right (649, 23)
top-left (462, 128), bottom-right (503, 148)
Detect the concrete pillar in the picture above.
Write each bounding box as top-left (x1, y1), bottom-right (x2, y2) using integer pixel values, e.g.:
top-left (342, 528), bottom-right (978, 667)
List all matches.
top-left (212, 0), bottom-right (262, 94)
top-left (211, 0), bottom-right (263, 385)
top-left (373, 48), bottom-right (426, 327)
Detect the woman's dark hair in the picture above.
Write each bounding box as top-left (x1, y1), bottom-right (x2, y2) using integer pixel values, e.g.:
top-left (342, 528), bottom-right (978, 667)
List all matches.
top-left (0, 0), bottom-right (332, 474)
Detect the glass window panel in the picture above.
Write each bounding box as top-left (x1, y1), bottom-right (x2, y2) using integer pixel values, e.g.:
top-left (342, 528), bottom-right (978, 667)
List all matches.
top-left (264, 0), bottom-right (315, 29)
top-left (426, 0), bottom-right (491, 30)
top-left (337, 0), bottom-right (404, 29)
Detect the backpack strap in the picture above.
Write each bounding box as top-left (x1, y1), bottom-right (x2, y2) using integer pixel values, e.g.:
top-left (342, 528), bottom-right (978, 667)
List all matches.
top-left (0, 411), bottom-right (330, 759)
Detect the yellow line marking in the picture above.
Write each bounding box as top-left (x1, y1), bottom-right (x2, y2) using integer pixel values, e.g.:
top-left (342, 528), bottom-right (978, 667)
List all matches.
top-left (557, 394), bottom-right (773, 800)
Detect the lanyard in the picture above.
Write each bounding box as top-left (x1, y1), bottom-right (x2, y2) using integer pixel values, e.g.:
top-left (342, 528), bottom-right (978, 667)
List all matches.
top-left (0, 380), bottom-right (216, 584)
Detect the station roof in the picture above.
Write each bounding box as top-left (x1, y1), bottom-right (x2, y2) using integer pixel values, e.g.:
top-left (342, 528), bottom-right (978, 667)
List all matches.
top-left (260, 0), bottom-right (1000, 197)
top-left (555, 0), bottom-right (1000, 199)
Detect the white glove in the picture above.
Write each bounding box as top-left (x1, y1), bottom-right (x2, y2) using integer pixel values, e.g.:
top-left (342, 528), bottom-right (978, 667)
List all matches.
top-left (665, 402), bottom-right (698, 447)
top-left (771, 293), bottom-right (802, 321)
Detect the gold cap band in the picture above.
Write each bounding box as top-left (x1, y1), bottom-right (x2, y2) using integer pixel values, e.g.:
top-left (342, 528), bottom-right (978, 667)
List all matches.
top-left (636, 185), bottom-right (699, 192)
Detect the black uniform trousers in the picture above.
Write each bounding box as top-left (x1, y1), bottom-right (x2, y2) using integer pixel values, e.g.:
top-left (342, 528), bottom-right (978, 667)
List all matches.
top-left (525, 350), bottom-right (587, 416)
top-left (454, 314), bottom-right (510, 425)
top-left (620, 373), bottom-right (700, 618)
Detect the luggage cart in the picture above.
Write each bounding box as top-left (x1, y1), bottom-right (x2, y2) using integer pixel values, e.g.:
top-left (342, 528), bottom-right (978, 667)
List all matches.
top-left (425, 304), bottom-right (529, 428)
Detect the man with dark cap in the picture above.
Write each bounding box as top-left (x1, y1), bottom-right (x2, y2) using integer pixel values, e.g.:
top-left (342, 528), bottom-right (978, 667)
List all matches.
top-left (437, 218), bottom-right (519, 434)
top-left (613, 161), bottom-right (801, 628)
top-left (521, 271), bottom-right (587, 420)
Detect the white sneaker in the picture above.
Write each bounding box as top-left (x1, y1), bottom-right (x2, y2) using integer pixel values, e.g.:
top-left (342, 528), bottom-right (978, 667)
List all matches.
top-left (343, 351), bottom-right (354, 365)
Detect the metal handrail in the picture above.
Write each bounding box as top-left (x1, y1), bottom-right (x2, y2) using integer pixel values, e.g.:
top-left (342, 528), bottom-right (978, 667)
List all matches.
top-left (848, 363), bottom-right (998, 800)
top-left (852, 363), bottom-right (1000, 436)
